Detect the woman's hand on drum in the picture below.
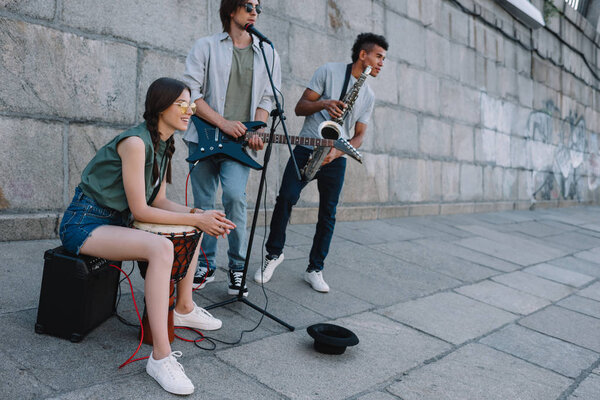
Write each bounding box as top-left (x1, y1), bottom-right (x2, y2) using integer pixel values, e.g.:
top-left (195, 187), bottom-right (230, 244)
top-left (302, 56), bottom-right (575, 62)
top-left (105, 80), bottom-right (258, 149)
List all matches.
top-left (193, 210), bottom-right (236, 238)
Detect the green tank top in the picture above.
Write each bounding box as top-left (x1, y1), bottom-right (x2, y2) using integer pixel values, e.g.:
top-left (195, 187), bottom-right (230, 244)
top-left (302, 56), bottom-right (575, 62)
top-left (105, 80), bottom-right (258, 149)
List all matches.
top-left (78, 122), bottom-right (168, 212)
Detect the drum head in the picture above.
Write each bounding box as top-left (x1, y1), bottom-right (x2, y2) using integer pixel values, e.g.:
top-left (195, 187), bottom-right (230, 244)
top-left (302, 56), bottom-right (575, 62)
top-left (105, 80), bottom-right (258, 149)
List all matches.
top-left (132, 221), bottom-right (198, 235)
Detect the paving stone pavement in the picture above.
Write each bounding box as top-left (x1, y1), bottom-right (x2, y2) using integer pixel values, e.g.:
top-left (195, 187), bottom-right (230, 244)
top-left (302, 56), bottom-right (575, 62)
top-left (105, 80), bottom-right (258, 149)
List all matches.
top-left (1, 206), bottom-right (599, 399)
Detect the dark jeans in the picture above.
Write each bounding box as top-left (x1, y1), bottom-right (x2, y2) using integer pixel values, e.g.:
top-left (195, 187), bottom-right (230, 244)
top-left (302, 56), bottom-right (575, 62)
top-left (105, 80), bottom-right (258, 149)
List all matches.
top-left (266, 146), bottom-right (346, 271)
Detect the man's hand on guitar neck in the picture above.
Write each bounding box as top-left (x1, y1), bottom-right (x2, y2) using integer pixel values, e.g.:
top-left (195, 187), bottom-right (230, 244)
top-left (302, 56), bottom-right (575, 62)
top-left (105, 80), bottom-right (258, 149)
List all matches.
top-left (247, 130), bottom-right (265, 151)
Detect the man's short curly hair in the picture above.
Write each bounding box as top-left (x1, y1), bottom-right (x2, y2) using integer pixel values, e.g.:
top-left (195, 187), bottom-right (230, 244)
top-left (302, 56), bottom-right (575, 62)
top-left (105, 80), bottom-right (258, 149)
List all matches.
top-left (351, 33), bottom-right (389, 63)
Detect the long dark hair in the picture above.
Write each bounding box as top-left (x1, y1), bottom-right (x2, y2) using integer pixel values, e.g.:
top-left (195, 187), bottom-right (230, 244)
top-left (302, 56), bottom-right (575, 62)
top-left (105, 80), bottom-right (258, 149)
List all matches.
top-left (143, 77), bottom-right (189, 184)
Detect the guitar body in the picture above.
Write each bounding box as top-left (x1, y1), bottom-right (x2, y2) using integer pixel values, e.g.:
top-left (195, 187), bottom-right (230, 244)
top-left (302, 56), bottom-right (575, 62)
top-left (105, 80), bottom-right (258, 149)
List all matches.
top-left (186, 116), bottom-right (266, 170)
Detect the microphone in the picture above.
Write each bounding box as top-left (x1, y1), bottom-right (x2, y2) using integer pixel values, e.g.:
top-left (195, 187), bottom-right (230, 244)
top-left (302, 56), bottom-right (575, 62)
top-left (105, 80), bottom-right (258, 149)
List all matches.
top-left (244, 23), bottom-right (272, 45)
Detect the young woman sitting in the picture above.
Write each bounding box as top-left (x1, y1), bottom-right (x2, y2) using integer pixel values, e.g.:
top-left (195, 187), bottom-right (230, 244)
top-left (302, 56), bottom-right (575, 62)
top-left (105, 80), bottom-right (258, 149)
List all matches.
top-left (59, 77), bottom-right (236, 395)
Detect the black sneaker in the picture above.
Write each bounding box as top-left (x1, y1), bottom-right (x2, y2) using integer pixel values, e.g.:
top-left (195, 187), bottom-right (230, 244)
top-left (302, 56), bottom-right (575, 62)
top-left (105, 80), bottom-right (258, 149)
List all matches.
top-left (228, 270), bottom-right (248, 297)
top-left (194, 267), bottom-right (216, 288)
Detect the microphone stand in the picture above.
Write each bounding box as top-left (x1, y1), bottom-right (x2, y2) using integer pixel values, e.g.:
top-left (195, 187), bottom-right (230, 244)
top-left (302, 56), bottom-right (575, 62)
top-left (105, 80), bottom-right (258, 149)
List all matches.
top-left (204, 39), bottom-right (297, 332)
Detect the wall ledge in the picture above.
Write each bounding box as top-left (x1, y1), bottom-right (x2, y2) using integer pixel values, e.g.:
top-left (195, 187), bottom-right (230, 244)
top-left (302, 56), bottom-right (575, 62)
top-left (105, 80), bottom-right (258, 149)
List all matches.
top-left (3, 200), bottom-right (596, 241)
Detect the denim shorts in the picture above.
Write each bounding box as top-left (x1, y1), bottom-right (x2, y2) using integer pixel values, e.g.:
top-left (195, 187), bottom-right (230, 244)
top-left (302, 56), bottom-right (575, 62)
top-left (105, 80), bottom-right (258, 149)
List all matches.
top-left (59, 187), bottom-right (129, 255)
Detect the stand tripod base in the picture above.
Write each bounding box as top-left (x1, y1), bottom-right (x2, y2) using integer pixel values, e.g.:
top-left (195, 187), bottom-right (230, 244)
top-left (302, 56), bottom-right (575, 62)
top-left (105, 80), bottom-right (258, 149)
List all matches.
top-left (205, 296), bottom-right (295, 331)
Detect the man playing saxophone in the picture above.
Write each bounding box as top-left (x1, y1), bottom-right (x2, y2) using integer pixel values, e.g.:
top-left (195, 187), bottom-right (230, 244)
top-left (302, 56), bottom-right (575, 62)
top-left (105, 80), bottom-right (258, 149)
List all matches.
top-left (255, 32), bottom-right (388, 292)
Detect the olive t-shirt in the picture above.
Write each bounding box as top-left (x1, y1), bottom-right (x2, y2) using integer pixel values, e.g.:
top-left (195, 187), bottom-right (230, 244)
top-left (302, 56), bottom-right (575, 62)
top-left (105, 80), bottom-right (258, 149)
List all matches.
top-left (223, 45), bottom-right (254, 122)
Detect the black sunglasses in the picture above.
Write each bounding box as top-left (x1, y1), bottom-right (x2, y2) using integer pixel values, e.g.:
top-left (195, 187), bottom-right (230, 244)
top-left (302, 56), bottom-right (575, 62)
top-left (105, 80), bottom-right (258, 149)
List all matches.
top-left (243, 2), bottom-right (262, 14)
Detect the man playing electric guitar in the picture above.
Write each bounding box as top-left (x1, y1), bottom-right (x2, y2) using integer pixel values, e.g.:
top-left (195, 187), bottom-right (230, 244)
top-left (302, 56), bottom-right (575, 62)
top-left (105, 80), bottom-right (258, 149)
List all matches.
top-left (182, 0), bottom-right (281, 297)
top-left (256, 32), bottom-right (388, 292)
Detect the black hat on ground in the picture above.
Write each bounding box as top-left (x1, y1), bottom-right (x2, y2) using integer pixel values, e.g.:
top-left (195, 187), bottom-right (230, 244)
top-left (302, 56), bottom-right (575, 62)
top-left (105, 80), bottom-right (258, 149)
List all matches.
top-left (307, 323), bottom-right (359, 355)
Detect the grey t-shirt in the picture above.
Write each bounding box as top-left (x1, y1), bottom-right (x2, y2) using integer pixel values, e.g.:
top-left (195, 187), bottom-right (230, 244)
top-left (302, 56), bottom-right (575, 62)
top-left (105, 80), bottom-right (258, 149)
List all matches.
top-left (298, 62), bottom-right (375, 148)
top-left (223, 45), bottom-right (253, 122)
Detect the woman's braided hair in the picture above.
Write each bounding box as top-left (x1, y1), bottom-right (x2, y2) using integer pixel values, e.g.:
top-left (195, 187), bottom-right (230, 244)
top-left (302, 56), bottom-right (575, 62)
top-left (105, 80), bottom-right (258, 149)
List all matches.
top-left (143, 77), bottom-right (190, 184)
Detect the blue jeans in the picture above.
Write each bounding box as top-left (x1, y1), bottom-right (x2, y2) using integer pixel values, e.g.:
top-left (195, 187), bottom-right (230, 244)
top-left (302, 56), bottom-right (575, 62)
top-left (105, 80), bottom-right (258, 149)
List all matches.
top-left (188, 142), bottom-right (249, 272)
top-left (60, 187), bottom-right (129, 255)
top-left (266, 146), bottom-right (346, 271)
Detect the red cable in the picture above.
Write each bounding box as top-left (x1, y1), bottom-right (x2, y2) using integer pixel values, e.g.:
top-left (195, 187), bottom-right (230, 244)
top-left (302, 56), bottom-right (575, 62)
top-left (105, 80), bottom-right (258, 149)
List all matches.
top-left (112, 255), bottom-right (209, 368)
top-left (185, 168), bottom-right (191, 207)
top-left (173, 326), bottom-right (206, 343)
top-left (110, 264), bottom-right (148, 368)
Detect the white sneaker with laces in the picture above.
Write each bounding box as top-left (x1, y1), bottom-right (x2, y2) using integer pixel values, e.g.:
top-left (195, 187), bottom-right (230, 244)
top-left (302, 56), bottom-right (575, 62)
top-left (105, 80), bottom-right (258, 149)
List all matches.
top-left (254, 253), bottom-right (284, 283)
top-left (304, 270), bottom-right (330, 293)
top-left (146, 351), bottom-right (194, 395)
top-left (173, 302), bottom-right (222, 330)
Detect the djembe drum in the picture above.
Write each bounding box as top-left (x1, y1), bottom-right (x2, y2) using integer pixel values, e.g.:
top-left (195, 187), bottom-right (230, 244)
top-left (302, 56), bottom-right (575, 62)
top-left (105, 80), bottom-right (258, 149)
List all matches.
top-left (133, 221), bottom-right (202, 344)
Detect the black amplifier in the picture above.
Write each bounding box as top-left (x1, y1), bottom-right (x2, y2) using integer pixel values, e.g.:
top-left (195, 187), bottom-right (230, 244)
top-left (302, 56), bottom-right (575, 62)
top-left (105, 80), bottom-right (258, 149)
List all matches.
top-left (35, 246), bottom-right (121, 342)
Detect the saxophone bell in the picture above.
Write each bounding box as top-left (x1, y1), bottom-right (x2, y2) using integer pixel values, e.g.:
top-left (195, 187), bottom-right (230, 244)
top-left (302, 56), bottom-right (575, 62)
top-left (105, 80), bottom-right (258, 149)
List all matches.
top-left (318, 121), bottom-right (342, 140)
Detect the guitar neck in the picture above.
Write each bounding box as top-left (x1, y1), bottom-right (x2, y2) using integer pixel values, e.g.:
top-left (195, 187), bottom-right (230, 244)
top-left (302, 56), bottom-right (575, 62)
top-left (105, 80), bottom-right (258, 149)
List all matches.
top-left (248, 132), bottom-right (334, 147)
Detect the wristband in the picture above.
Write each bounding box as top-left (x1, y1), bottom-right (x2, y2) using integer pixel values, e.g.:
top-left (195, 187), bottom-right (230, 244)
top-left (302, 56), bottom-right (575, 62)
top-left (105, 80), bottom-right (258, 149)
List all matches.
top-left (189, 208), bottom-right (199, 214)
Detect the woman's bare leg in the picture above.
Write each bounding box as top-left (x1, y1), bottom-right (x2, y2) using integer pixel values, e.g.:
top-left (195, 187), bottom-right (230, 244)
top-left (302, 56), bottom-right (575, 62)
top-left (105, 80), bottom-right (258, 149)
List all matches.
top-left (79, 225), bottom-right (174, 359)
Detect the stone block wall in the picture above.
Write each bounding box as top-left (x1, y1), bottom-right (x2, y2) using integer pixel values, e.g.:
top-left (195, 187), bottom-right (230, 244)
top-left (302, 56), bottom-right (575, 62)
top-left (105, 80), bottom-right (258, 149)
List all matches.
top-left (1, 0), bottom-right (600, 240)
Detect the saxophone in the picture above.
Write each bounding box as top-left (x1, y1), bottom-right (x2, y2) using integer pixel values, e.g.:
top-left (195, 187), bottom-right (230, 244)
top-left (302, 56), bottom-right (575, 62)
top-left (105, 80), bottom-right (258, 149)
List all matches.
top-left (300, 65), bottom-right (371, 181)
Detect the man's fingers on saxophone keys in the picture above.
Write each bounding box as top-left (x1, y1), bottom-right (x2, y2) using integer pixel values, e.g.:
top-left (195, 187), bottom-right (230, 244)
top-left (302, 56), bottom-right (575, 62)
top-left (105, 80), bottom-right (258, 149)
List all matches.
top-left (324, 100), bottom-right (345, 118)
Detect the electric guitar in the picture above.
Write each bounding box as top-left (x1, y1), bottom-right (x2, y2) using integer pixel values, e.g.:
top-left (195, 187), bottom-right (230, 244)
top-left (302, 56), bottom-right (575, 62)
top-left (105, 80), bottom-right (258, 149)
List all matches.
top-left (186, 116), bottom-right (362, 170)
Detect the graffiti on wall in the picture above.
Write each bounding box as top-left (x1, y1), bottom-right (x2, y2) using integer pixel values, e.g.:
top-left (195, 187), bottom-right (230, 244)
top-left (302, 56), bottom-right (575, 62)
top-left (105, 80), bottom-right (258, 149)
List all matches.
top-left (528, 100), bottom-right (599, 202)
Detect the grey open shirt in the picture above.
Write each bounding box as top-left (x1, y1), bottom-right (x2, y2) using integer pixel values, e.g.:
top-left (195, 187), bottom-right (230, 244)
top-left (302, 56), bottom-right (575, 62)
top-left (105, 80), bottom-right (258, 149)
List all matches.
top-left (182, 31), bottom-right (281, 144)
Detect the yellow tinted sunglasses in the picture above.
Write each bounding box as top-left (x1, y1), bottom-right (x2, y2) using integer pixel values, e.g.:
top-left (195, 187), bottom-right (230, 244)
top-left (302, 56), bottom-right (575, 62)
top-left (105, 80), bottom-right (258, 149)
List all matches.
top-left (175, 101), bottom-right (197, 114)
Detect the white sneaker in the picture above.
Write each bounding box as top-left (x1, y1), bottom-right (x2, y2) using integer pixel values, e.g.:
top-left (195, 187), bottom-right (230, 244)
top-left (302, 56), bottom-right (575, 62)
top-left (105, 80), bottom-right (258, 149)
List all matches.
top-left (304, 270), bottom-right (330, 293)
top-left (173, 302), bottom-right (222, 330)
top-left (146, 351), bottom-right (194, 395)
top-left (254, 253), bottom-right (284, 283)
